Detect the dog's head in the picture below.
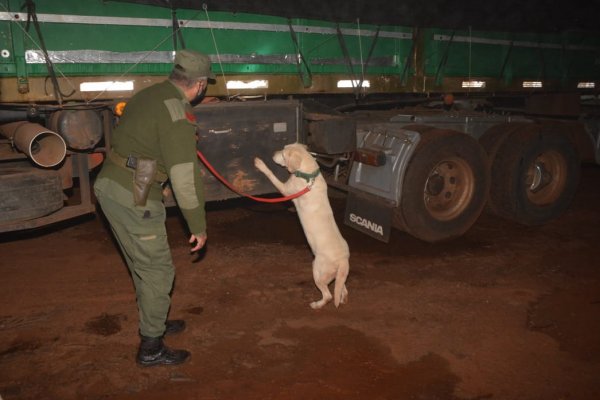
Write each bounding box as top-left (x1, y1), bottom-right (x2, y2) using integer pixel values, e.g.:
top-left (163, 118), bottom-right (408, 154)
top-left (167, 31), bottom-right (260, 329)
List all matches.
top-left (273, 143), bottom-right (311, 173)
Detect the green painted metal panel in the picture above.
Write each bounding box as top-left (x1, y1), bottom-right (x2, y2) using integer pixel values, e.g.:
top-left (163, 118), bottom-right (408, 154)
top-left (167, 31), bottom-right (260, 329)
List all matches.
top-left (0, 0), bottom-right (13, 74)
top-left (0, 0), bottom-right (407, 77)
top-left (424, 27), bottom-right (600, 84)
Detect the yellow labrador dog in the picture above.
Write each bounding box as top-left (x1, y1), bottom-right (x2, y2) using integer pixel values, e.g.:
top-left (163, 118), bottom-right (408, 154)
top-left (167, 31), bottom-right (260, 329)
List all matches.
top-left (254, 143), bottom-right (349, 309)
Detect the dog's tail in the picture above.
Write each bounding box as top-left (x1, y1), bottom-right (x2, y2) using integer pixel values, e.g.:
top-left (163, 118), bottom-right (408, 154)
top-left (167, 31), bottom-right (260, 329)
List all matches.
top-left (333, 258), bottom-right (349, 308)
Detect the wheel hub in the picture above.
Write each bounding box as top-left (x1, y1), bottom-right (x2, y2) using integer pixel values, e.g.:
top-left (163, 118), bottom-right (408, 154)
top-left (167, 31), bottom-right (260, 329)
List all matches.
top-left (529, 161), bottom-right (553, 193)
top-left (525, 151), bottom-right (567, 206)
top-left (424, 158), bottom-right (475, 221)
top-left (426, 174), bottom-right (445, 196)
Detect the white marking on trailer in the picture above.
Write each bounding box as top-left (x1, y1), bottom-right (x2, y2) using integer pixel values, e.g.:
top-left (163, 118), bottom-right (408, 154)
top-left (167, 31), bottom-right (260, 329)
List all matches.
top-left (273, 122), bottom-right (287, 133)
top-left (434, 34), bottom-right (599, 51)
top-left (24, 49), bottom-right (398, 67)
top-left (0, 12), bottom-right (411, 40)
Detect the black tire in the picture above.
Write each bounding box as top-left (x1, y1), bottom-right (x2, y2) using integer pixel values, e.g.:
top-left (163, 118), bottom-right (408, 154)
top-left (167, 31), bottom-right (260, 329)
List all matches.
top-left (479, 122), bottom-right (531, 215)
top-left (479, 122), bottom-right (532, 163)
top-left (396, 129), bottom-right (490, 242)
top-left (488, 126), bottom-right (580, 225)
top-left (0, 166), bottom-right (64, 223)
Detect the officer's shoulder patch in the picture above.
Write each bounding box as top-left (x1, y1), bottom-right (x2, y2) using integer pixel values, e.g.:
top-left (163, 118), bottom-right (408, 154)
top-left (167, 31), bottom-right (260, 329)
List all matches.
top-left (163, 98), bottom-right (186, 122)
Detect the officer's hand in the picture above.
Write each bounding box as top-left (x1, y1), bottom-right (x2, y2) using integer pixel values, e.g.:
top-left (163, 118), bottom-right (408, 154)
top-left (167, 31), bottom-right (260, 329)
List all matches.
top-left (189, 233), bottom-right (207, 252)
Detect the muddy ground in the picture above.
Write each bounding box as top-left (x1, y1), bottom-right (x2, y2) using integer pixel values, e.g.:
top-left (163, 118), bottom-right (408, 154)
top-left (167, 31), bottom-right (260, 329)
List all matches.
top-left (1, 165), bottom-right (599, 400)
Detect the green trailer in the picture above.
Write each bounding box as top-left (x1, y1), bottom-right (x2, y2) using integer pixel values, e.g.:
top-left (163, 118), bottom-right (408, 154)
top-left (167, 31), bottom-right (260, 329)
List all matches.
top-left (2, 0), bottom-right (600, 98)
top-left (1, 0), bottom-right (599, 241)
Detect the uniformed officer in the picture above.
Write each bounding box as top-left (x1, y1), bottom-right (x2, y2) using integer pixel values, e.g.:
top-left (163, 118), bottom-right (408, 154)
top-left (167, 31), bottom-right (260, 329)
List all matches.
top-left (94, 49), bottom-right (215, 366)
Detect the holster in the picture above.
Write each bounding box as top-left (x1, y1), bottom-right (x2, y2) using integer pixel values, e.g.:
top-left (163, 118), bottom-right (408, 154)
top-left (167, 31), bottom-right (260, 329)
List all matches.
top-left (132, 157), bottom-right (157, 206)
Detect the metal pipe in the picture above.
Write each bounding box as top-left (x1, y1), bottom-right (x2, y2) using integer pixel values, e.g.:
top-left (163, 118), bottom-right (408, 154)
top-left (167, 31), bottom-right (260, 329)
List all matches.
top-left (0, 121), bottom-right (67, 167)
top-left (0, 110), bottom-right (29, 123)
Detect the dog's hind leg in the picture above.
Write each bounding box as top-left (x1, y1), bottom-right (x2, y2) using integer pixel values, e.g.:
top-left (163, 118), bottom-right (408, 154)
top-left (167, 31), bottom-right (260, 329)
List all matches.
top-left (310, 258), bottom-right (335, 309)
top-left (334, 258), bottom-right (349, 307)
top-left (340, 286), bottom-right (348, 304)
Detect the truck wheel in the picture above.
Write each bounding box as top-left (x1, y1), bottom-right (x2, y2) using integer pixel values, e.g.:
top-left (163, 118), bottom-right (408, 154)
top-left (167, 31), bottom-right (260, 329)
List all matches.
top-left (479, 122), bottom-right (532, 163)
top-left (397, 129), bottom-right (490, 242)
top-left (488, 126), bottom-right (580, 225)
top-left (479, 122), bottom-right (531, 215)
top-left (0, 166), bottom-right (64, 223)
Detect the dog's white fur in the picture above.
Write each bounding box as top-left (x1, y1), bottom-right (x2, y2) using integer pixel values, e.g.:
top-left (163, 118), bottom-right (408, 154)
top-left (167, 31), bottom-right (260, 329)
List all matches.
top-left (254, 143), bottom-right (349, 309)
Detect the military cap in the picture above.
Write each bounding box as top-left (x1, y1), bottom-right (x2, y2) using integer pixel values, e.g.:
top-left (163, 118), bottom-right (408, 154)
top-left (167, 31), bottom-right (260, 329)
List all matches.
top-left (174, 49), bottom-right (216, 80)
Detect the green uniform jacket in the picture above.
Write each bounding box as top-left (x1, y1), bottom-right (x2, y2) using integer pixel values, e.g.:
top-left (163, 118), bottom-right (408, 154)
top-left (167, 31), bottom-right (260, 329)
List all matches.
top-left (97, 80), bottom-right (206, 235)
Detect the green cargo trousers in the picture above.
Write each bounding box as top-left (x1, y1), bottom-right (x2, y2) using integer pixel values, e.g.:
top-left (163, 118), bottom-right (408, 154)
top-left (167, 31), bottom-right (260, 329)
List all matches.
top-left (94, 178), bottom-right (174, 338)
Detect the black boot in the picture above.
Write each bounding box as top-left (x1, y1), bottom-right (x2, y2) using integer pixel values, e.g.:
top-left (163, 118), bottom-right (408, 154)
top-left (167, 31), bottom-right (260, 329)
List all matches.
top-left (136, 336), bottom-right (190, 367)
top-left (164, 319), bottom-right (186, 336)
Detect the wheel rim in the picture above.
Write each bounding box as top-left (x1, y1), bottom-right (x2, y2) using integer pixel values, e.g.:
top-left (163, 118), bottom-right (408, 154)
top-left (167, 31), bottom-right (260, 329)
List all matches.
top-left (423, 157), bottom-right (475, 221)
top-left (525, 150), bottom-right (567, 206)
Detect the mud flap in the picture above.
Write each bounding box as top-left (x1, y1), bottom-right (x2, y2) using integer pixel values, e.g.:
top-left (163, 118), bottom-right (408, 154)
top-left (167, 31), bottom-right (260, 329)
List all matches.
top-left (344, 191), bottom-right (393, 242)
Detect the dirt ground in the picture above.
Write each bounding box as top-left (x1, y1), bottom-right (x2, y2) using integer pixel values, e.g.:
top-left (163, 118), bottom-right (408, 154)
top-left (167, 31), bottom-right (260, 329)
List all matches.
top-left (1, 165), bottom-right (599, 400)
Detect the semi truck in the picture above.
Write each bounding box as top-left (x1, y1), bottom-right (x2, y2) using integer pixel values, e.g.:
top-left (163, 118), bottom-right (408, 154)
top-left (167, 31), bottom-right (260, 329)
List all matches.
top-left (1, 0), bottom-right (599, 242)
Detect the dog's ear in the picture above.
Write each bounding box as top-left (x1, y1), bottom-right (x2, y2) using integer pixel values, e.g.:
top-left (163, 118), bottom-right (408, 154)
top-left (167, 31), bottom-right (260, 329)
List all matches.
top-left (285, 149), bottom-right (303, 173)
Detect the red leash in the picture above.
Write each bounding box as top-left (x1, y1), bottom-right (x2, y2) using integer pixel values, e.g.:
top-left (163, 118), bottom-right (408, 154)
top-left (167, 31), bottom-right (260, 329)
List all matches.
top-left (196, 149), bottom-right (311, 203)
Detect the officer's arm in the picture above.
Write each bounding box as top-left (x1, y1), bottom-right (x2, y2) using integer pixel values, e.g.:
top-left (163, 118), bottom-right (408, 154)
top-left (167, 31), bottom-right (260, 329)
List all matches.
top-left (160, 118), bottom-right (207, 239)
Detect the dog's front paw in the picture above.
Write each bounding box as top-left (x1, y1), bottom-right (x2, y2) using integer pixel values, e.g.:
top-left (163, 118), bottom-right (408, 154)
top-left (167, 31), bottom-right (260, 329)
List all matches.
top-left (254, 157), bottom-right (267, 172)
